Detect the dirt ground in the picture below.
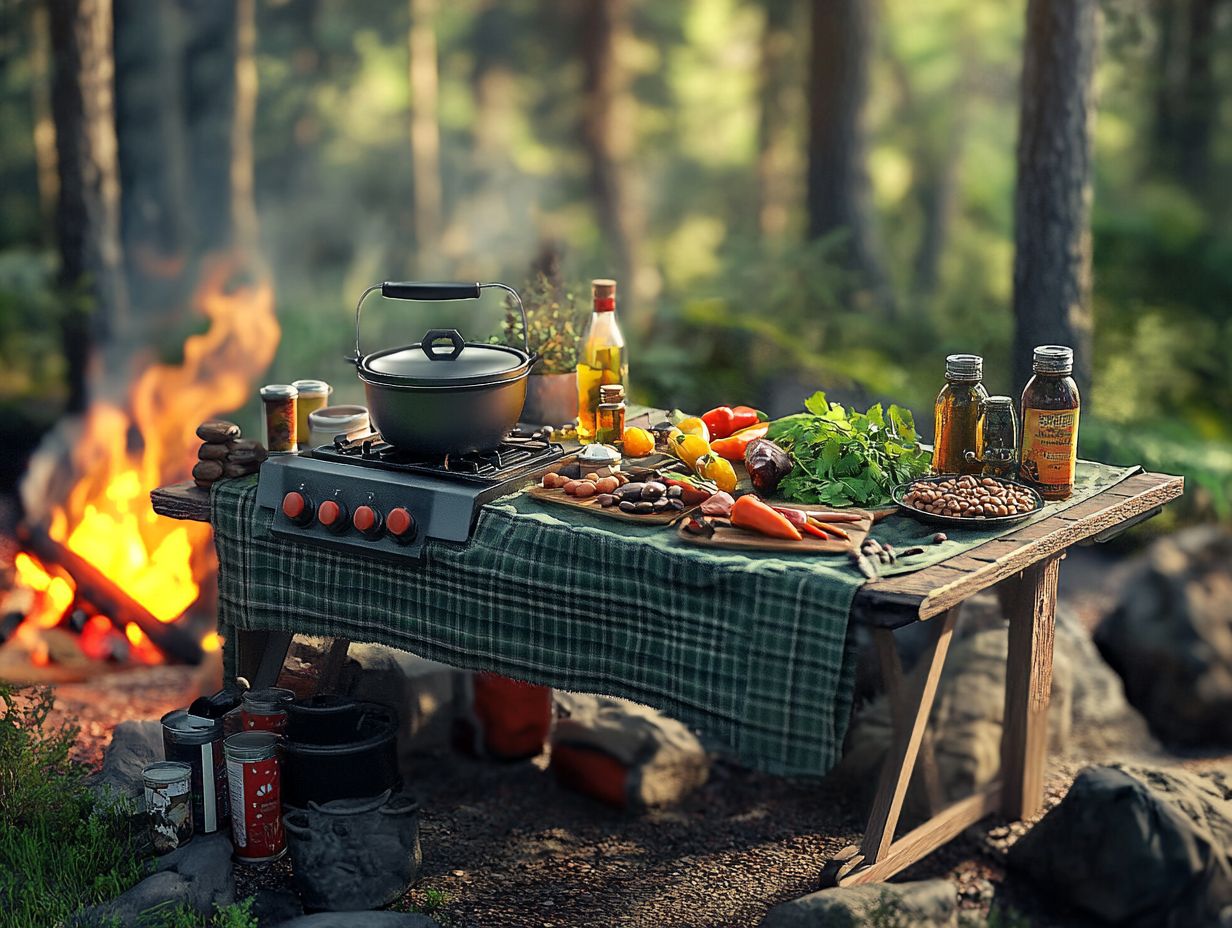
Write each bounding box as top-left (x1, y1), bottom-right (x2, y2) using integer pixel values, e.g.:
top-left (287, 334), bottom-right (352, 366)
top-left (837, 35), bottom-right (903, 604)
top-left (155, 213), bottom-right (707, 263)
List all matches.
top-left (28, 546), bottom-right (1232, 927)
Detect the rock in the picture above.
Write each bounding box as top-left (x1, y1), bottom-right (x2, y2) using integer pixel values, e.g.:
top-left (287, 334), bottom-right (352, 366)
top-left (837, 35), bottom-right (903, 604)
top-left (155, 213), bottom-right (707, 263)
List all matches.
top-left (192, 459), bottom-right (224, 482)
top-left (1096, 527), bottom-right (1232, 747)
top-left (1008, 763), bottom-right (1232, 928)
top-left (91, 719), bottom-right (164, 809)
top-left (550, 692), bottom-right (709, 809)
top-left (271, 915), bottom-right (441, 928)
top-left (250, 888), bottom-right (305, 926)
top-left (198, 442), bottom-right (230, 461)
top-left (78, 834), bottom-right (234, 926)
top-left (227, 438), bottom-right (268, 464)
top-left (835, 597), bottom-right (1148, 816)
top-left (342, 644), bottom-right (458, 764)
top-left (196, 419), bottom-right (241, 442)
top-left (759, 879), bottom-right (957, 928)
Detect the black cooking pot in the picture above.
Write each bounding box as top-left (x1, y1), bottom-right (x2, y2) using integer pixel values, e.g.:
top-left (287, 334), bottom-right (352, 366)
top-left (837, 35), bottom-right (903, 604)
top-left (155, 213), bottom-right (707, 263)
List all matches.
top-left (353, 281), bottom-right (536, 456)
top-left (282, 699), bottom-right (400, 808)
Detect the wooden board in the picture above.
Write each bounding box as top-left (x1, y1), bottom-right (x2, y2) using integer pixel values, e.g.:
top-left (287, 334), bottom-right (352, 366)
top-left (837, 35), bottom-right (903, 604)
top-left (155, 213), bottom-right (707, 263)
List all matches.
top-left (675, 509), bottom-right (872, 555)
top-left (526, 484), bottom-right (697, 525)
top-left (150, 481), bottom-right (212, 522)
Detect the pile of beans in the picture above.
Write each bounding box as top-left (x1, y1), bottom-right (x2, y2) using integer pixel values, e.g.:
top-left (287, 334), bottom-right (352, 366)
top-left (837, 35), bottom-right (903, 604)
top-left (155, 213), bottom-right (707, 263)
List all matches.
top-left (903, 475), bottom-right (1037, 519)
top-left (541, 470), bottom-right (687, 516)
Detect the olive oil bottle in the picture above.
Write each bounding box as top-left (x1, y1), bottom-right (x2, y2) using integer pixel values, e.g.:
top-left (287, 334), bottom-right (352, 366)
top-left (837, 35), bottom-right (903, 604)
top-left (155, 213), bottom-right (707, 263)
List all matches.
top-left (576, 279), bottom-right (628, 444)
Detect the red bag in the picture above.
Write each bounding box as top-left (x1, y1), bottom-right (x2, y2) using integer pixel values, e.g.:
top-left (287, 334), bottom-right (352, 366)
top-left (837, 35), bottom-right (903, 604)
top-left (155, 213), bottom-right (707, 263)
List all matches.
top-left (453, 672), bottom-right (552, 760)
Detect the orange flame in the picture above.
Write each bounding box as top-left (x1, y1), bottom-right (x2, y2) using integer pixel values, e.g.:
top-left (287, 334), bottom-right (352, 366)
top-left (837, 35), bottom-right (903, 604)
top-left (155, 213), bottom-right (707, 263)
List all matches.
top-left (10, 255), bottom-right (278, 664)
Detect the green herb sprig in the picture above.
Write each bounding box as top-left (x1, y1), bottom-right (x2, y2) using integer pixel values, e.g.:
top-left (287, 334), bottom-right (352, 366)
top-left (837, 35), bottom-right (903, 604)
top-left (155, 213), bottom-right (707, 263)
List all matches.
top-left (767, 391), bottom-right (932, 507)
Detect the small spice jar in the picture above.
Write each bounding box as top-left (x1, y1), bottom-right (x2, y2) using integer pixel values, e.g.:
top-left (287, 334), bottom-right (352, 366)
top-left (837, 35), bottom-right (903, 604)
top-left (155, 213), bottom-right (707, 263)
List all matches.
top-left (978, 396), bottom-right (1019, 480)
top-left (241, 686), bottom-right (295, 735)
top-left (933, 354), bottom-right (988, 476)
top-left (1020, 345), bottom-right (1081, 500)
top-left (594, 384), bottom-right (626, 446)
top-left (143, 761), bottom-right (194, 854)
top-left (260, 384), bottom-right (299, 454)
top-left (291, 380), bottom-right (332, 447)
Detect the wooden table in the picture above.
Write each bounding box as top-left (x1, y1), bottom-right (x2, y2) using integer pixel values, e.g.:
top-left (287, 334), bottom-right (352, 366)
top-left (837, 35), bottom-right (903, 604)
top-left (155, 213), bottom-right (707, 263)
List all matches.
top-left (151, 469), bottom-right (1183, 885)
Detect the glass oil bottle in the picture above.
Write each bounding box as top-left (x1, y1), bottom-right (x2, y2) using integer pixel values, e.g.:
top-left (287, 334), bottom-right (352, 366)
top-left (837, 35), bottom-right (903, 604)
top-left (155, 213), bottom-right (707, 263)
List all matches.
top-left (576, 279), bottom-right (628, 444)
top-left (933, 354), bottom-right (988, 475)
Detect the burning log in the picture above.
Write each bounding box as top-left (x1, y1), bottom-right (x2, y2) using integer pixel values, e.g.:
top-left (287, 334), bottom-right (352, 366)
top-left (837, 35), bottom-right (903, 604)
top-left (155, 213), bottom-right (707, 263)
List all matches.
top-left (19, 526), bottom-right (204, 665)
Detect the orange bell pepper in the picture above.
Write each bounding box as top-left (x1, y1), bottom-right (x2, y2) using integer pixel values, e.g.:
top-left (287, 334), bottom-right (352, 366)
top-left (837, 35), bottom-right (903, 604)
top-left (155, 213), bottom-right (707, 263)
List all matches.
top-left (730, 494), bottom-right (802, 541)
top-left (710, 422), bottom-right (769, 461)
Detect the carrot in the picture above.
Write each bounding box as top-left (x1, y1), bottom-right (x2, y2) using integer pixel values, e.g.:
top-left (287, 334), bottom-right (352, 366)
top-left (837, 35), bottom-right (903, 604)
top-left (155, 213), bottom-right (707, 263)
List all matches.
top-left (731, 495), bottom-right (802, 541)
top-left (800, 522), bottom-right (831, 540)
top-left (801, 510), bottom-right (864, 523)
top-left (808, 518), bottom-right (851, 540)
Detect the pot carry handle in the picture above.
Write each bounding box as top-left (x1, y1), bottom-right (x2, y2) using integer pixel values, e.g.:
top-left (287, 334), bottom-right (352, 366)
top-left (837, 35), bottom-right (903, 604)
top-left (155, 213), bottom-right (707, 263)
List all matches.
top-left (353, 280), bottom-right (529, 361)
top-left (421, 329), bottom-right (466, 361)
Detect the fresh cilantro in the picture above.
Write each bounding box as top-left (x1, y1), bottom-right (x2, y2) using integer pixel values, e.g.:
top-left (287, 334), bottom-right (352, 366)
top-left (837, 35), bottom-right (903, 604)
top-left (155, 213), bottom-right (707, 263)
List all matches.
top-left (766, 391), bottom-right (933, 507)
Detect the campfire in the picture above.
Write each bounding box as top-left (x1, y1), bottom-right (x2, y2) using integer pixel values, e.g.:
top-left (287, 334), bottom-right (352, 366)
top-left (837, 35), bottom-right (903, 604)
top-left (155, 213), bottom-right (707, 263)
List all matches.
top-left (2, 256), bottom-right (278, 676)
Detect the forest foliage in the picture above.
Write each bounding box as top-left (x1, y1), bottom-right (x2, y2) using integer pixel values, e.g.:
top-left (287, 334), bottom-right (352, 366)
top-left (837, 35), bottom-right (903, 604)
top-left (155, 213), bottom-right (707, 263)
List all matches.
top-left (0, 0), bottom-right (1228, 518)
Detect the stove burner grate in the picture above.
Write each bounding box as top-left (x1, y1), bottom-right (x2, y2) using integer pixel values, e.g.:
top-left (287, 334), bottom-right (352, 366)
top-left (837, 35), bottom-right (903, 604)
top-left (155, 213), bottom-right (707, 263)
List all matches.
top-left (312, 430), bottom-right (563, 483)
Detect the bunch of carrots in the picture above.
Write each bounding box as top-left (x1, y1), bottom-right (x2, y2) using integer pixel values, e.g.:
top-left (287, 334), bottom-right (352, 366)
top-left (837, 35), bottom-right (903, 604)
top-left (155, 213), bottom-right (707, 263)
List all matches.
top-left (729, 495), bottom-right (861, 542)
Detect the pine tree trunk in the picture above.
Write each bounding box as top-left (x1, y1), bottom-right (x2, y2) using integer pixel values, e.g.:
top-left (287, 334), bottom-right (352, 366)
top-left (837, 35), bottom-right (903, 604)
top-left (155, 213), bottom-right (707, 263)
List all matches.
top-left (1011, 0), bottom-right (1099, 399)
top-left (1175, 0), bottom-right (1221, 190)
top-left (409, 0), bottom-right (443, 268)
top-left (231, 0), bottom-right (260, 253)
top-left (49, 0), bottom-right (127, 413)
top-left (30, 4), bottom-right (59, 240)
top-left (806, 0), bottom-right (893, 313)
top-left (756, 0), bottom-right (796, 239)
top-left (580, 0), bottom-right (646, 330)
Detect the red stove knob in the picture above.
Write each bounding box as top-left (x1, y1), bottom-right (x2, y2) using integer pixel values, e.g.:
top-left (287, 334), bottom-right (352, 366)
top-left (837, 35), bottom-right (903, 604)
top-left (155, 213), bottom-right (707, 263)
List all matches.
top-left (318, 499), bottom-right (349, 533)
top-left (281, 491), bottom-right (313, 525)
top-left (386, 507), bottom-right (417, 544)
top-left (353, 504), bottom-right (383, 538)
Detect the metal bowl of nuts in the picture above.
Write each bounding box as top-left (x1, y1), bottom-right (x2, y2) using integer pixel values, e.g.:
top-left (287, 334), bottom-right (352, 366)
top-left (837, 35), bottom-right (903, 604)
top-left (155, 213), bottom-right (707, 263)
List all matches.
top-left (893, 474), bottom-right (1044, 526)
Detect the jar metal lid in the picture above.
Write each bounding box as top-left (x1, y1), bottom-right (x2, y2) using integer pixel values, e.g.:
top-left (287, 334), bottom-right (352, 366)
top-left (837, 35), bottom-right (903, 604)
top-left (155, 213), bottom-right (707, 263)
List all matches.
top-left (142, 761), bottom-right (192, 785)
top-left (599, 384), bottom-right (624, 401)
top-left (984, 395), bottom-right (1015, 410)
top-left (260, 384), bottom-right (298, 399)
top-left (308, 405), bottom-right (370, 434)
top-left (945, 354), bottom-right (983, 381)
top-left (224, 731), bottom-right (280, 761)
top-left (1032, 345), bottom-right (1074, 374)
top-left (291, 379), bottom-right (332, 397)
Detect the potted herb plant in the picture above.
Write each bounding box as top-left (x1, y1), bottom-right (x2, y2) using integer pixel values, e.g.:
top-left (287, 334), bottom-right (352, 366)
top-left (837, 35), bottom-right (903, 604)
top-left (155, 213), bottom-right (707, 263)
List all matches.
top-left (503, 261), bottom-right (587, 426)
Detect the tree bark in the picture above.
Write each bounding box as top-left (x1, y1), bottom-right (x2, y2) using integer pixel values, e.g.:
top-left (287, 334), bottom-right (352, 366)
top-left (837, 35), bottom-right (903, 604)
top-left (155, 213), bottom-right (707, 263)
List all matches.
top-left (408, 0), bottom-right (443, 268)
top-left (50, 0), bottom-right (127, 413)
top-left (1012, 0), bottom-right (1099, 400)
top-left (231, 0), bottom-right (259, 253)
top-left (30, 3), bottom-right (59, 239)
top-left (756, 0), bottom-right (797, 239)
top-left (806, 0), bottom-right (893, 313)
top-left (1175, 0), bottom-right (1221, 190)
top-left (580, 0), bottom-right (646, 331)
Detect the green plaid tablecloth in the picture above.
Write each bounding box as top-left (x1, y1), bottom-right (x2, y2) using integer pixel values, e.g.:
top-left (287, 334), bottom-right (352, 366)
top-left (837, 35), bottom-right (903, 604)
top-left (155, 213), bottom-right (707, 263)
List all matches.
top-left (212, 478), bottom-right (865, 777)
top-left (211, 459), bottom-right (1136, 778)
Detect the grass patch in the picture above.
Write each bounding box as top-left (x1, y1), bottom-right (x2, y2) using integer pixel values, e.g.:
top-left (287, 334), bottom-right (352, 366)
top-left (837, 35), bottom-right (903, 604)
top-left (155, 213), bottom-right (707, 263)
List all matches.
top-left (0, 682), bottom-right (147, 928)
top-left (122, 897), bottom-right (259, 928)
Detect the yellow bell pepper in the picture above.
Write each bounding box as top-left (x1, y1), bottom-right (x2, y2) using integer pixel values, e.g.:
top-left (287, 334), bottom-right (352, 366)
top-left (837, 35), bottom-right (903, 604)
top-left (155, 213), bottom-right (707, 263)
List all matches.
top-left (670, 432), bottom-right (711, 470)
top-left (675, 416), bottom-right (710, 443)
top-left (695, 452), bottom-right (738, 493)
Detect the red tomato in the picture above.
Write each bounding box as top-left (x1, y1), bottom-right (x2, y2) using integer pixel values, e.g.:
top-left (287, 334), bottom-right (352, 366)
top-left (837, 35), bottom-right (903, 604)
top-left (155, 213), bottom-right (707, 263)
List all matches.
top-left (701, 406), bottom-right (736, 439)
top-left (730, 405), bottom-right (763, 432)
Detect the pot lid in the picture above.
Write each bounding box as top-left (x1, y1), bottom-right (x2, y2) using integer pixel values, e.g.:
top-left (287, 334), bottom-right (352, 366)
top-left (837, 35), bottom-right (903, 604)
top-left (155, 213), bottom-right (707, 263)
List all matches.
top-left (363, 328), bottom-right (530, 386)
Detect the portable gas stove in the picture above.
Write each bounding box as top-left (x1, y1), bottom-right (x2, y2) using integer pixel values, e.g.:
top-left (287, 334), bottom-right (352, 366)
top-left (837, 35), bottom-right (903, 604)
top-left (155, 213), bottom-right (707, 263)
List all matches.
top-left (255, 430), bottom-right (565, 560)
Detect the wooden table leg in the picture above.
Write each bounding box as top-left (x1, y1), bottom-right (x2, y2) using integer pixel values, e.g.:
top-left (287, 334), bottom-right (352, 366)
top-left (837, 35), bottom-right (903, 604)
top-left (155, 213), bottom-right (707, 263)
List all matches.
top-left (1000, 554), bottom-right (1061, 819)
top-left (315, 637), bottom-right (352, 694)
top-left (233, 629), bottom-right (294, 690)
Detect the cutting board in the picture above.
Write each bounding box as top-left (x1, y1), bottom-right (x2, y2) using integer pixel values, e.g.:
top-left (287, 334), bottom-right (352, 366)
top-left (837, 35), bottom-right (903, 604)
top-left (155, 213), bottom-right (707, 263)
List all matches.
top-left (527, 484), bottom-right (698, 525)
top-left (676, 508), bottom-right (873, 554)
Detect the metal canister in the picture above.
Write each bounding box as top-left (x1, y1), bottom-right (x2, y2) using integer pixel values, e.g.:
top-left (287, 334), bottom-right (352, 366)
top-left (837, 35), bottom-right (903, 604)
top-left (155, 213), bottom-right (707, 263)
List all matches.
top-left (143, 761), bottom-right (193, 854)
top-left (224, 731), bottom-right (286, 863)
top-left (241, 686), bottom-right (295, 735)
top-left (161, 709), bottom-right (229, 834)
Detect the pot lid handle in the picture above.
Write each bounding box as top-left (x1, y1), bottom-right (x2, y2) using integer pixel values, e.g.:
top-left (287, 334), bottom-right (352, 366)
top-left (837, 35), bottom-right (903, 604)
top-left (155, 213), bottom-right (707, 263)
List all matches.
top-left (421, 329), bottom-right (466, 361)
top-left (353, 281), bottom-right (529, 361)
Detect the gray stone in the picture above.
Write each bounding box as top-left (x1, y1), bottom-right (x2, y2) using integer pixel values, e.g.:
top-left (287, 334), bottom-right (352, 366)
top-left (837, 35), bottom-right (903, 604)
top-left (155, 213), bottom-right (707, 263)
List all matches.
top-left (1009, 763), bottom-right (1232, 928)
top-left (551, 692), bottom-right (709, 809)
top-left (90, 719), bottom-right (164, 809)
top-left (1096, 527), bottom-right (1232, 747)
top-left (759, 879), bottom-right (957, 928)
top-left (342, 644), bottom-right (457, 763)
top-left (835, 596), bottom-right (1150, 815)
top-left (272, 915), bottom-right (441, 928)
top-left (77, 834), bottom-right (234, 926)
top-left (250, 888), bottom-right (305, 926)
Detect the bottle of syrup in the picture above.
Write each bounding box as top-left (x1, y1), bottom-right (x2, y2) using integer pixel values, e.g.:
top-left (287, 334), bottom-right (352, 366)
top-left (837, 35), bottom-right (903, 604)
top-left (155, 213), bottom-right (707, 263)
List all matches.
top-left (1019, 345), bottom-right (1080, 500)
top-left (933, 354), bottom-right (988, 475)
top-left (576, 279), bottom-right (628, 444)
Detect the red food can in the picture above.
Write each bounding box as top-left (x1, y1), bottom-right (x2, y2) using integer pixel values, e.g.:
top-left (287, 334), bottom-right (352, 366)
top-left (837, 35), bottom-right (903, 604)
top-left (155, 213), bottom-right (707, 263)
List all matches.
top-left (223, 731), bottom-right (286, 863)
top-left (241, 686), bottom-right (295, 735)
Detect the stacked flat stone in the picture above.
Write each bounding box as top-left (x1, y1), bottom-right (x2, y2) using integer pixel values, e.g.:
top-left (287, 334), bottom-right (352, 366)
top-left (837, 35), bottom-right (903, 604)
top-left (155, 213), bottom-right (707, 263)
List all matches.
top-left (193, 420), bottom-right (268, 489)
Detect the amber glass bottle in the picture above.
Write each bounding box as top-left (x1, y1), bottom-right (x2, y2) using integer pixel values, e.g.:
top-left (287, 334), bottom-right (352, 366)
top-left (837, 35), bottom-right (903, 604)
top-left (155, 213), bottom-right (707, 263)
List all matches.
top-left (1019, 345), bottom-right (1080, 500)
top-left (933, 354), bottom-right (988, 475)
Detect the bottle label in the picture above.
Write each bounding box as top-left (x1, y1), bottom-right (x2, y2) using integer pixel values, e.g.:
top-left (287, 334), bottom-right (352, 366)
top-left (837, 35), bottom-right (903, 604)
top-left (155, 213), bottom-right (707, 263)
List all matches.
top-left (1020, 407), bottom-right (1079, 491)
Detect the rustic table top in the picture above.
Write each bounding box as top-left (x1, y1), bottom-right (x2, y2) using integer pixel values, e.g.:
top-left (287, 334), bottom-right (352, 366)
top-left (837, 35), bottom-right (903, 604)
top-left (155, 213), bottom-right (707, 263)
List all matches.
top-left (151, 469), bottom-right (1184, 629)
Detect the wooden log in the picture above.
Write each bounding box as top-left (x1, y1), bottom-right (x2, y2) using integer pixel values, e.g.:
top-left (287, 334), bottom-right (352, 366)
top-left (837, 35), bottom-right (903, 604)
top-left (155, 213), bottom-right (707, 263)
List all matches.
top-left (150, 481), bottom-right (212, 522)
top-left (20, 526), bottom-right (204, 665)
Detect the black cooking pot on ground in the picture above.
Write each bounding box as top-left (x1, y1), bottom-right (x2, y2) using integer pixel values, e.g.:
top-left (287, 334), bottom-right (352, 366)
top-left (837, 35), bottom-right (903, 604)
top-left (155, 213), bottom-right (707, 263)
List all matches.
top-left (353, 281), bottom-right (536, 457)
top-left (282, 698), bottom-right (400, 808)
